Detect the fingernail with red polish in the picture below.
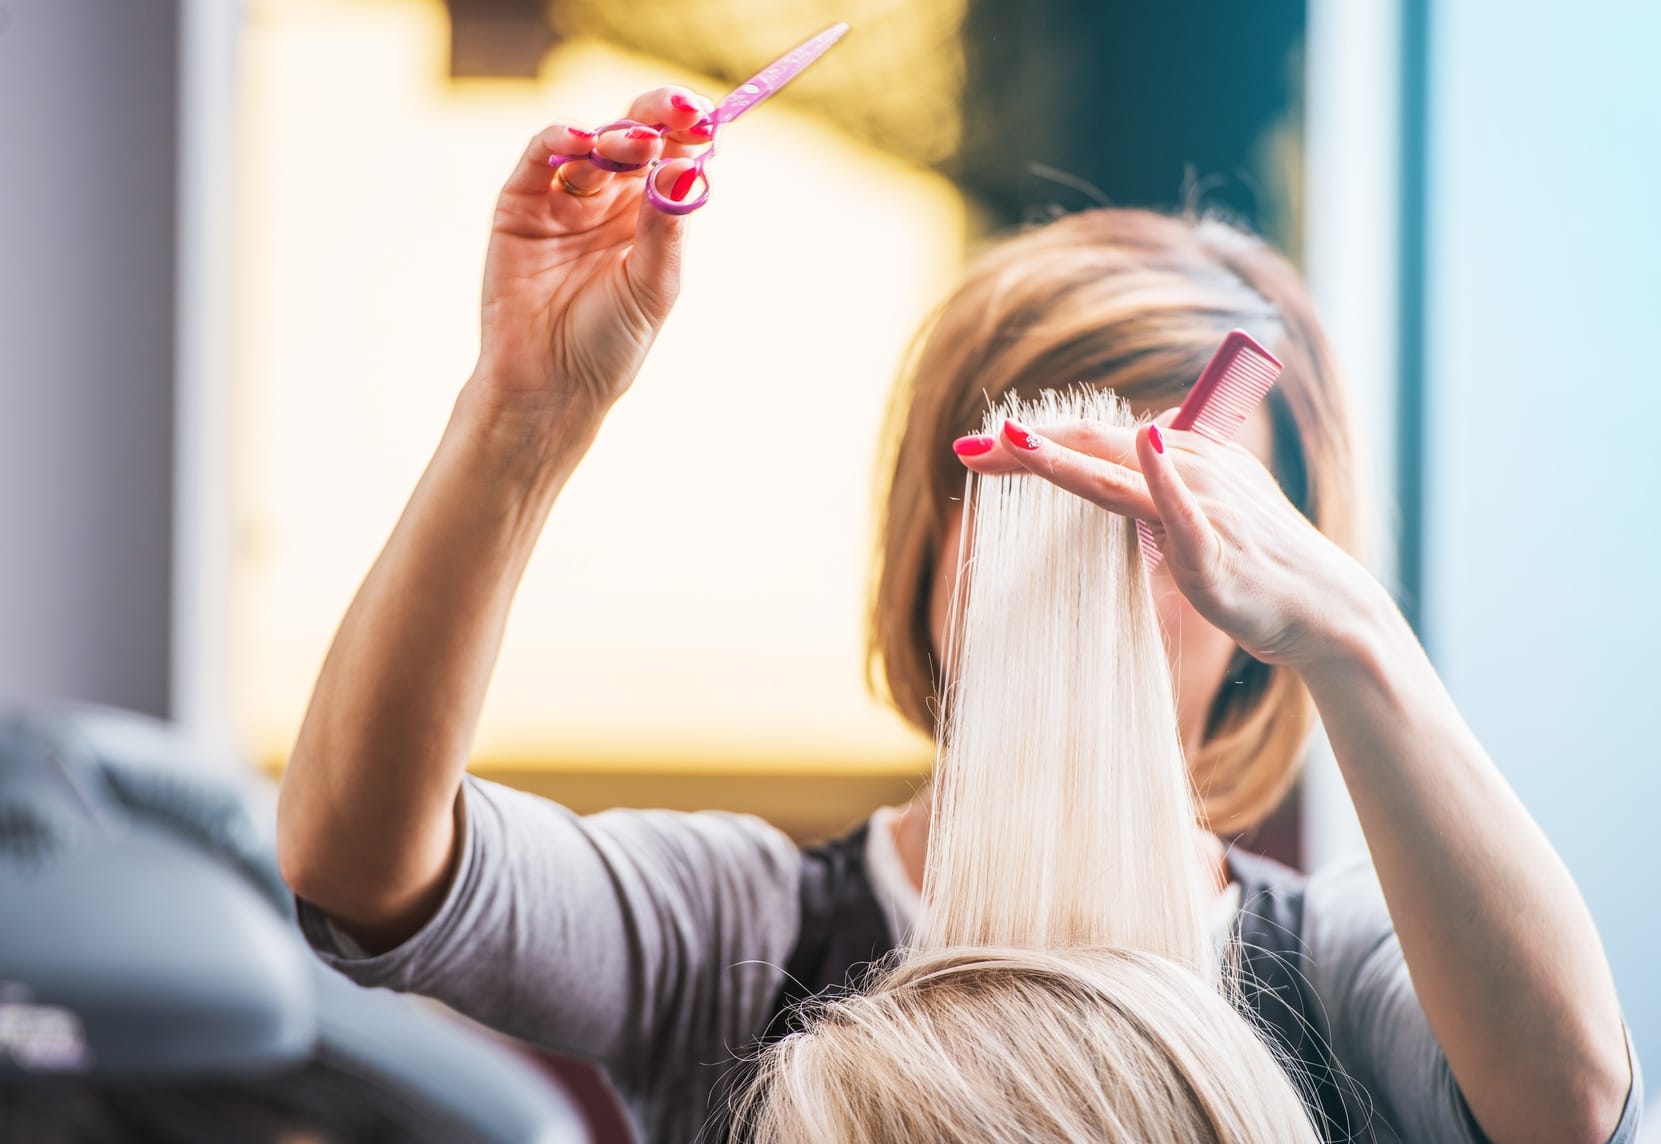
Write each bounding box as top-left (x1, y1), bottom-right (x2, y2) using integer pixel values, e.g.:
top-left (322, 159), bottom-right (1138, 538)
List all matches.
top-left (670, 94), bottom-right (697, 113)
top-left (669, 166), bottom-right (700, 202)
top-left (684, 121), bottom-right (715, 141)
top-left (626, 126), bottom-right (661, 141)
top-left (953, 434), bottom-right (996, 457)
top-left (1148, 424), bottom-right (1164, 454)
top-left (567, 127), bottom-right (596, 140)
top-left (1003, 419), bottom-right (1042, 451)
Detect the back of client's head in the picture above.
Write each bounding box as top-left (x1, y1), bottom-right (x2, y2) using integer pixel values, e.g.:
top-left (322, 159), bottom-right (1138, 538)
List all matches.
top-left (740, 388), bottom-right (1319, 1143)
top-left (746, 948), bottom-right (1315, 1144)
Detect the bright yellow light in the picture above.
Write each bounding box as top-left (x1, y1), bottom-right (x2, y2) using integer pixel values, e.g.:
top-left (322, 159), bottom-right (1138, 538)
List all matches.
top-left (234, 0), bottom-right (964, 771)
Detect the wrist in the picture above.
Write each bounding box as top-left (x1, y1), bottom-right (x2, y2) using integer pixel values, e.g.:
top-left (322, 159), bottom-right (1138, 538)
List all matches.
top-left (1294, 573), bottom-right (1423, 692)
top-left (454, 369), bottom-right (606, 481)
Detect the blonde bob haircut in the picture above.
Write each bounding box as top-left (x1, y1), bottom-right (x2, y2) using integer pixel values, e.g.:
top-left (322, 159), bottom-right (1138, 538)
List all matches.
top-left (742, 947), bottom-right (1319, 1144)
top-left (871, 208), bottom-right (1361, 833)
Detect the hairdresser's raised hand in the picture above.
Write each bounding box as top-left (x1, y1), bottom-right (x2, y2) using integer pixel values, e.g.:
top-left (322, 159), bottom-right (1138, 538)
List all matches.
top-left (955, 417), bottom-right (1381, 670)
top-left (468, 85), bottom-right (715, 429)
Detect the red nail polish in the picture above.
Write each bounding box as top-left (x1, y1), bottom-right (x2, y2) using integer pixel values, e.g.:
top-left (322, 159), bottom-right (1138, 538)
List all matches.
top-left (626, 126), bottom-right (660, 141)
top-left (567, 127), bottom-right (596, 140)
top-left (953, 435), bottom-right (995, 457)
top-left (1003, 419), bottom-right (1041, 451)
top-left (670, 94), bottom-right (697, 113)
top-left (1148, 424), bottom-right (1165, 454)
top-left (684, 121), bottom-right (715, 141)
top-left (669, 166), bottom-right (699, 202)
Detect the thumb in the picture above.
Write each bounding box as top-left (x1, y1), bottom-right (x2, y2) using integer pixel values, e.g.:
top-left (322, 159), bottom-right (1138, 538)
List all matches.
top-left (1138, 424), bottom-right (1221, 576)
top-left (625, 160), bottom-right (696, 322)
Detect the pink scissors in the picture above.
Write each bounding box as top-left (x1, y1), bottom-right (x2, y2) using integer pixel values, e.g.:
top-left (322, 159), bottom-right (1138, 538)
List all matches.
top-left (547, 23), bottom-right (850, 216)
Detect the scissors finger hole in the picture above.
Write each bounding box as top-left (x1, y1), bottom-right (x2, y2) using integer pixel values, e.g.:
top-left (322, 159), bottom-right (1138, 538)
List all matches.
top-left (589, 119), bottom-right (663, 175)
top-left (648, 159), bottom-right (709, 213)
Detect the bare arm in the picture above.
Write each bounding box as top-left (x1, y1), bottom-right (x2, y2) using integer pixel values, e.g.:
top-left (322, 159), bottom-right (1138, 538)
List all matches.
top-left (277, 85), bottom-right (716, 951)
top-left (1302, 589), bottom-right (1630, 1144)
top-left (277, 391), bottom-right (593, 949)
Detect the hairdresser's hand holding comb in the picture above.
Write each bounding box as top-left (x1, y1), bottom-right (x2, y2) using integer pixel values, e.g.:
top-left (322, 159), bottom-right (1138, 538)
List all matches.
top-left (957, 416), bottom-right (1381, 671)
top-left (957, 414), bottom-right (1635, 1143)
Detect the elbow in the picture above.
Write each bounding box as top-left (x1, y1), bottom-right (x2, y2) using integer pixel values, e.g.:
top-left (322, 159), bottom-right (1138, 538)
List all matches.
top-left (1473, 1024), bottom-right (1633, 1144)
top-left (274, 775), bottom-right (331, 908)
top-left (275, 813), bottom-right (321, 906)
top-left (1533, 1036), bottom-right (1634, 1144)
top-left (276, 834), bottom-right (313, 905)
top-left (1572, 1040), bottom-right (1635, 1144)
top-left (276, 812), bottom-right (367, 923)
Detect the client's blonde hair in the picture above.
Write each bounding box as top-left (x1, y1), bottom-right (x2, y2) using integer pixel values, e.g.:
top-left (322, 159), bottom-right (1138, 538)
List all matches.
top-left (739, 390), bottom-right (1319, 1143)
top-left (744, 949), bottom-right (1316, 1143)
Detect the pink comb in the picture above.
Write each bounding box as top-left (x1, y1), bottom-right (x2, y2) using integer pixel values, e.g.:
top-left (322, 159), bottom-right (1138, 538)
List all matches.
top-left (1137, 330), bottom-right (1282, 570)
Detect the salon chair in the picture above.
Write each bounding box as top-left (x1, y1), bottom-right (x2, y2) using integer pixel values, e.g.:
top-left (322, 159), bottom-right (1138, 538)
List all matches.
top-left (0, 703), bottom-right (592, 1143)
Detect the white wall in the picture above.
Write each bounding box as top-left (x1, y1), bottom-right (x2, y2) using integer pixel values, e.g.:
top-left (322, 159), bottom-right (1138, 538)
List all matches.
top-left (0, 0), bottom-right (180, 715)
top-left (1303, 0), bottom-right (1401, 870)
top-left (1424, 0), bottom-right (1661, 1080)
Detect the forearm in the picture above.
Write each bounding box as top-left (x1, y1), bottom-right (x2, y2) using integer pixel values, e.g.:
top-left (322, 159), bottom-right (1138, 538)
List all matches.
top-left (1302, 589), bottom-right (1630, 1143)
top-left (277, 379), bottom-right (599, 939)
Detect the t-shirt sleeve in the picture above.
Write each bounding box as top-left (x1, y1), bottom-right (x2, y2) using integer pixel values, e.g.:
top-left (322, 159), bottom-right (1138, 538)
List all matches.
top-left (1303, 857), bottom-right (1644, 1144)
top-left (294, 776), bottom-right (801, 1101)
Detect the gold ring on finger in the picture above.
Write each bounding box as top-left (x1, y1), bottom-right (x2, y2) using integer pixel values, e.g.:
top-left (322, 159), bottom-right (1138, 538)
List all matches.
top-left (554, 167), bottom-right (603, 197)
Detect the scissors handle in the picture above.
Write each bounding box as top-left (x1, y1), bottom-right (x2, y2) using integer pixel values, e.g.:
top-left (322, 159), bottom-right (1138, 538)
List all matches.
top-left (546, 23), bottom-right (849, 213)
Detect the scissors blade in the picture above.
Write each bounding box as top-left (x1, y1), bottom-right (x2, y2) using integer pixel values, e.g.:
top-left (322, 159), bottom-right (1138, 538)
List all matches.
top-left (712, 23), bottom-right (849, 125)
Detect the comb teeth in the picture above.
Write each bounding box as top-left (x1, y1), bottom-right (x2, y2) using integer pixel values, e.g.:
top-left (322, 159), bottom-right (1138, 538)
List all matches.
top-left (1137, 331), bottom-right (1282, 571)
top-left (1169, 331), bottom-right (1283, 441)
top-left (1182, 351), bottom-right (1280, 442)
top-left (1137, 518), bottom-right (1162, 571)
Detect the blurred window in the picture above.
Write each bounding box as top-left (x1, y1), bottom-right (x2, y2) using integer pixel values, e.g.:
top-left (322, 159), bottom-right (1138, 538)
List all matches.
top-left (231, 0), bottom-right (964, 776)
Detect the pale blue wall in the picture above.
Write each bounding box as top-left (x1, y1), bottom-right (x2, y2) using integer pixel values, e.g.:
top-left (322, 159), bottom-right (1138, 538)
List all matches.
top-left (1424, 0), bottom-right (1660, 1082)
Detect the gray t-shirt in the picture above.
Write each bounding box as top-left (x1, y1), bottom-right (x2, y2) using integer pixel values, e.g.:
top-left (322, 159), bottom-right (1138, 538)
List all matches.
top-left (297, 776), bottom-right (1643, 1143)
